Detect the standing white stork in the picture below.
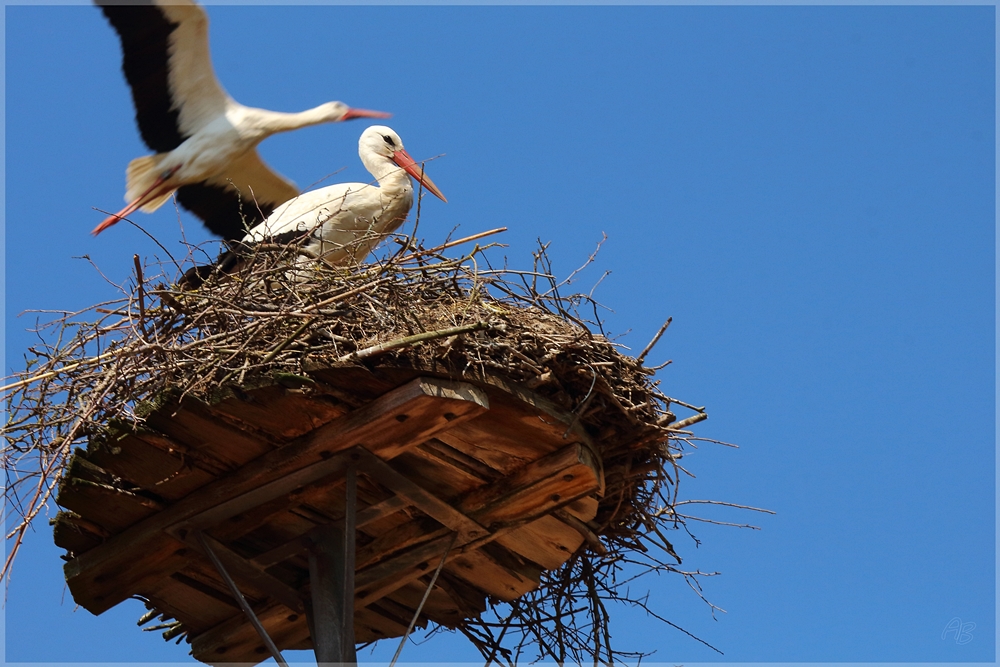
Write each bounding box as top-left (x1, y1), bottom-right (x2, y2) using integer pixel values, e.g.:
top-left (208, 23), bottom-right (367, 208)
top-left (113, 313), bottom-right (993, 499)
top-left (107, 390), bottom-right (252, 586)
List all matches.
top-left (181, 125), bottom-right (444, 287)
top-left (241, 125), bottom-right (447, 266)
top-left (93, 0), bottom-right (390, 241)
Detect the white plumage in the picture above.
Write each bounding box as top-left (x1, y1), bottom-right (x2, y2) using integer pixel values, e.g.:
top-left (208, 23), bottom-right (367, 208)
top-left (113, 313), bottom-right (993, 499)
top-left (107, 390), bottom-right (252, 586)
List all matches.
top-left (242, 125), bottom-right (447, 267)
top-left (93, 0), bottom-right (390, 240)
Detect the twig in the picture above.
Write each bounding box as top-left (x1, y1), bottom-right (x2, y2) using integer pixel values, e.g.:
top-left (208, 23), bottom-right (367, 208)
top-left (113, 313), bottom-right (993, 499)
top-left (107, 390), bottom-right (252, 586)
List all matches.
top-left (0, 351), bottom-right (116, 396)
top-left (338, 321), bottom-right (491, 362)
top-left (636, 317), bottom-right (671, 365)
top-left (670, 412), bottom-right (708, 430)
top-left (398, 227), bottom-right (508, 262)
top-left (133, 255), bottom-right (148, 341)
top-left (259, 317), bottom-right (317, 365)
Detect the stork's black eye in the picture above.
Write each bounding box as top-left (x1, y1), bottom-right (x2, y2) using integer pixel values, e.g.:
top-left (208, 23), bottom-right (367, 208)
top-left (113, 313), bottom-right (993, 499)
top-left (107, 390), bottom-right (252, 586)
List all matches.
top-left (383, 135), bottom-right (396, 147)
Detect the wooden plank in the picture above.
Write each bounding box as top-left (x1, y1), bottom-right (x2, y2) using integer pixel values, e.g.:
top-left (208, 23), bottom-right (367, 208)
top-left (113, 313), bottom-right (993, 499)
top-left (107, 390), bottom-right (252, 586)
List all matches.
top-left (168, 450), bottom-right (353, 535)
top-left (189, 600), bottom-right (309, 665)
top-left (354, 604), bottom-right (408, 643)
top-left (64, 377), bottom-right (488, 615)
top-left (419, 437), bottom-right (500, 483)
top-left (55, 478), bottom-right (160, 530)
top-left (384, 577), bottom-right (468, 629)
top-left (139, 576), bottom-right (244, 635)
top-left (435, 571), bottom-right (489, 621)
top-left (51, 511), bottom-right (108, 556)
top-left (355, 520), bottom-right (448, 572)
top-left (463, 442), bottom-right (604, 526)
top-left (373, 366), bottom-right (594, 447)
top-left (62, 367), bottom-right (616, 661)
top-left (431, 384), bottom-right (597, 476)
top-left (355, 533), bottom-right (457, 607)
top-left (339, 365), bottom-right (596, 473)
top-left (85, 433), bottom-right (193, 498)
top-left (143, 396), bottom-right (277, 467)
top-left (434, 429), bottom-right (534, 476)
top-left (75, 540), bottom-right (195, 613)
top-left (250, 495), bottom-right (409, 569)
top-left (192, 533), bottom-right (305, 613)
top-left (200, 483), bottom-right (340, 549)
top-left (388, 448), bottom-right (482, 501)
top-left (236, 602), bottom-right (410, 649)
top-left (445, 543), bottom-right (541, 602)
top-left (494, 514), bottom-right (584, 570)
top-left (355, 448), bottom-right (486, 541)
top-left (455, 370), bottom-right (595, 447)
top-left (56, 454), bottom-right (162, 533)
top-left (208, 385), bottom-right (349, 440)
top-left (349, 442), bottom-right (602, 610)
top-left (352, 502), bottom-right (416, 540)
top-left (554, 509), bottom-right (606, 556)
top-left (564, 494), bottom-right (600, 521)
top-left (128, 430), bottom-right (233, 478)
top-left (169, 571), bottom-right (245, 610)
top-left (196, 465), bottom-right (392, 547)
top-left (304, 364), bottom-right (396, 404)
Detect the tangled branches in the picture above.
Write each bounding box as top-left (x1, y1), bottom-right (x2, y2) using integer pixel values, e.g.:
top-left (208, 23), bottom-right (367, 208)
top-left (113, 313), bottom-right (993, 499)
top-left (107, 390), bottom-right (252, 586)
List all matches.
top-left (4, 227), bottom-right (767, 663)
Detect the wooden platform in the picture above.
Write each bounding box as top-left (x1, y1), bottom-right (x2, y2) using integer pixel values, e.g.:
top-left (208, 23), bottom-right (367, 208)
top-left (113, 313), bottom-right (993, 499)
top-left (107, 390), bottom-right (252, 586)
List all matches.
top-left (53, 366), bottom-right (604, 665)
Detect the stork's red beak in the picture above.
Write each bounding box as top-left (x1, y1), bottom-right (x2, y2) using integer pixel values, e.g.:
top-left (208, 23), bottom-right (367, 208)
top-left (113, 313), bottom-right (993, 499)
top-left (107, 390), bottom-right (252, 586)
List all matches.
top-left (392, 149), bottom-right (447, 203)
top-left (342, 107), bottom-right (392, 121)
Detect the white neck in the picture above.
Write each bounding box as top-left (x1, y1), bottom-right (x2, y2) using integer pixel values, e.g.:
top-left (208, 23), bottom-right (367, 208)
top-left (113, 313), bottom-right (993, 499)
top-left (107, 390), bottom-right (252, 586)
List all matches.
top-left (362, 153), bottom-right (413, 196)
top-left (247, 104), bottom-right (340, 137)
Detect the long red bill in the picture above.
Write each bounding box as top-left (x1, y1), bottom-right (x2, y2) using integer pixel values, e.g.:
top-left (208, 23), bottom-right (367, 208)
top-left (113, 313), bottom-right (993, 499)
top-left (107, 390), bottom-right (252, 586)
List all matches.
top-left (342, 107), bottom-right (392, 121)
top-left (392, 149), bottom-right (447, 203)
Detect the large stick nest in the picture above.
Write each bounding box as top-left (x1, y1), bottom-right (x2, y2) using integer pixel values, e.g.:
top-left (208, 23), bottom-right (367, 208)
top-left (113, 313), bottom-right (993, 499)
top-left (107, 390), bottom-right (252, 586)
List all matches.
top-left (4, 229), bottom-right (747, 663)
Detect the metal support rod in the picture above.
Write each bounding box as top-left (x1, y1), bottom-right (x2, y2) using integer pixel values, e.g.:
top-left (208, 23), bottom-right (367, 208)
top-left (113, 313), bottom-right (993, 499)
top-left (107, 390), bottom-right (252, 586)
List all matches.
top-left (308, 461), bottom-right (358, 666)
top-left (196, 531), bottom-right (289, 667)
top-left (388, 532), bottom-right (457, 667)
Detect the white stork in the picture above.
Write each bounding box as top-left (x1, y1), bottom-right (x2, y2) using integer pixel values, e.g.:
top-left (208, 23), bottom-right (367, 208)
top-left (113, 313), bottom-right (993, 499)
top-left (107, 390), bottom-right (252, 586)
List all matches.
top-left (242, 125), bottom-right (447, 266)
top-left (93, 0), bottom-right (390, 241)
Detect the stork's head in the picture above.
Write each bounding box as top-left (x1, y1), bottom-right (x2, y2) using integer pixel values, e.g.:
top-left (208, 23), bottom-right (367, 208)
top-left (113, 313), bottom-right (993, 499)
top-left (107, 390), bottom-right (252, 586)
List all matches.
top-left (361, 126), bottom-right (405, 158)
top-left (360, 126), bottom-right (447, 203)
top-left (320, 101), bottom-right (392, 123)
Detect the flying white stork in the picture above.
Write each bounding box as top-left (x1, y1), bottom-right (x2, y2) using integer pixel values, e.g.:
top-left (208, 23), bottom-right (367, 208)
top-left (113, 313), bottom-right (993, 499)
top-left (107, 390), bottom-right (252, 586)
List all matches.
top-left (93, 0), bottom-right (391, 241)
top-left (242, 125), bottom-right (447, 265)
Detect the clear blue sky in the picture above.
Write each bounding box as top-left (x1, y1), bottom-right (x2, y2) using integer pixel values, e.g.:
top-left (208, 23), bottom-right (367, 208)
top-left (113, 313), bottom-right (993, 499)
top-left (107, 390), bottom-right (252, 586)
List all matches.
top-left (3, 4), bottom-right (995, 665)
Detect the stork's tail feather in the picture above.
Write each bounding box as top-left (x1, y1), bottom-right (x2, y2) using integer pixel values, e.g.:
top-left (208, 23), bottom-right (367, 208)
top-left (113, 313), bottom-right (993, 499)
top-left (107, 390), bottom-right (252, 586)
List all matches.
top-left (126, 154), bottom-right (175, 212)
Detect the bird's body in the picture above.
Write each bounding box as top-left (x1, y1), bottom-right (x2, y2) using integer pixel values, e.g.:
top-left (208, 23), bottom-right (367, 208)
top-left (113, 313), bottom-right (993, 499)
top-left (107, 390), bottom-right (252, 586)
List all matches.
top-left (243, 126), bottom-right (447, 268)
top-left (94, 0), bottom-right (389, 240)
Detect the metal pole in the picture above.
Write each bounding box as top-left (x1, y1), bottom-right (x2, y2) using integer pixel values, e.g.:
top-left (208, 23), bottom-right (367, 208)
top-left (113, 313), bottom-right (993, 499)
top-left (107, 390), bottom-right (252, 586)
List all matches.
top-left (308, 462), bottom-right (358, 666)
top-left (196, 531), bottom-right (290, 667)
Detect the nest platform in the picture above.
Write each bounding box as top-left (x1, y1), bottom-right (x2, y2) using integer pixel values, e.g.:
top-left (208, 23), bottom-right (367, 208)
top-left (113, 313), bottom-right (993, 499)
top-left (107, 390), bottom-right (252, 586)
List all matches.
top-left (4, 236), bottom-right (713, 663)
top-left (55, 366), bottom-right (605, 664)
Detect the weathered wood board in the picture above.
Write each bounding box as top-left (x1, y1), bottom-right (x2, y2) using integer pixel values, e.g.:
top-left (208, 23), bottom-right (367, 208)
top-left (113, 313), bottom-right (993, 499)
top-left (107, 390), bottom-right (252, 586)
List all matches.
top-left (54, 367), bottom-right (604, 665)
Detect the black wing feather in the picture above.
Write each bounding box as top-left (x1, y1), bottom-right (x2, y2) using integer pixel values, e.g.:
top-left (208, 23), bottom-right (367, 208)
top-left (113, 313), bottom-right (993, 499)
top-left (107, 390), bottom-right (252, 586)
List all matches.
top-left (178, 230), bottom-right (310, 289)
top-left (98, 1), bottom-right (185, 152)
top-left (176, 182), bottom-right (277, 242)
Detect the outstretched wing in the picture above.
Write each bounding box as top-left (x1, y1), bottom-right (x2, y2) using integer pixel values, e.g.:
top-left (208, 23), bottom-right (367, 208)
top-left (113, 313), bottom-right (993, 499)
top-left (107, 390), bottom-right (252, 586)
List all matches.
top-left (97, 0), bottom-right (230, 151)
top-left (176, 149), bottom-right (299, 241)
